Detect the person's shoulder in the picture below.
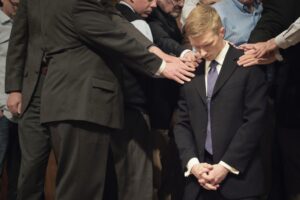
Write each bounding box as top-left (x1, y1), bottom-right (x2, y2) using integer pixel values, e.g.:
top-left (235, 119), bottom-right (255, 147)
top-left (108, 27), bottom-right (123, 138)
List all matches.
top-left (226, 44), bottom-right (244, 60)
top-left (212, 0), bottom-right (230, 9)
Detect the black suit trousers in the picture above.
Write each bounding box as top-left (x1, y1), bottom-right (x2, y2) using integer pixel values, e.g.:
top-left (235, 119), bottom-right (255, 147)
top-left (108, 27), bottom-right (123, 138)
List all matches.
top-left (49, 121), bottom-right (111, 200)
top-left (110, 108), bottom-right (153, 200)
top-left (18, 74), bottom-right (51, 200)
top-left (49, 108), bottom-right (153, 200)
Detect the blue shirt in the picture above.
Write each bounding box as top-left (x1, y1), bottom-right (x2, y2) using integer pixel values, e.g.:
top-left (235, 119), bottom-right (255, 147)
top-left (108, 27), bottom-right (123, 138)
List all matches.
top-left (212, 0), bottom-right (263, 45)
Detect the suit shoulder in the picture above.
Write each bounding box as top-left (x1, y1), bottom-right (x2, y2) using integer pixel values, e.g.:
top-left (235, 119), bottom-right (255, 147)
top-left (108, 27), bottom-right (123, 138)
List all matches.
top-left (228, 45), bottom-right (244, 58)
top-left (116, 3), bottom-right (142, 22)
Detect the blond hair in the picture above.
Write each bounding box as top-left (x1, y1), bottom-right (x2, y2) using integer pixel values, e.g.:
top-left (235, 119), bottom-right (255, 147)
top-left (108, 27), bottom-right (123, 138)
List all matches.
top-left (185, 4), bottom-right (222, 38)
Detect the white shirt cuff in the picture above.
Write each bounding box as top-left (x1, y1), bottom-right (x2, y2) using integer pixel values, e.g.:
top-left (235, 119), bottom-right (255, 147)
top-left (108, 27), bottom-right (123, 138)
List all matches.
top-left (275, 34), bottom-right (289, 49)
top-left (184, 157), bottom-right (200, 177)
top-left (180, 49), bottom-right (192, 58)
top-left (274, 49), bottom-right (283, 61)
top-left (155, 60), bottom-right (166, 76)
top-left (219, 161), bottom-right (239, 175)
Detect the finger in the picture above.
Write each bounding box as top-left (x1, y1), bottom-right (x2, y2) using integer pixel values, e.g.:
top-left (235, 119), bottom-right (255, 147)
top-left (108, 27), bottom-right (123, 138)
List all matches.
top-left (242, 60), bottom-right (260, 67)
top-left (237, 57), bottom-right (253, 65)
top-left (202, 172), bottom-right (214, 182)
top-left (198, 178), bottom-right (206, 185)
top-left (17, 102), bottom-right (22, 114)
top-left (237, 57), bottom-right (258, 66)
top-left (180, 57), bottom-right (190, 62)
top-left (176, 72), bottom-right (192, 83)
top-left (178, 68), bottom-right (195, 78)
top-left (244, 49), bottom-right (258, 55)
top-left (183, 61), bottom-right (198, 69)
top-left (257, 49), bottom-right (272, 58)
top-left (195, 53), bottom-right (202, 61)
top-left (199, 168), bottom-right (212, 175)
top-left (241, 58), bottom-right (267, 67)
top-left (202, 163), bottom-right (213, 169)
top-left (202, 182), bottom-right (218, 190)
top-left (205, 182), bottom-right (218, 190)
top-left (238, 56), bottom-right (255, 64)
top-left (181, 63), bottom-right (197, 71)
top-left (172, 75), bottom-right (185, 84)
top-left (239, 44), bottom-right (253, 51)
top-left (181, 56), bottom-right (196, 63)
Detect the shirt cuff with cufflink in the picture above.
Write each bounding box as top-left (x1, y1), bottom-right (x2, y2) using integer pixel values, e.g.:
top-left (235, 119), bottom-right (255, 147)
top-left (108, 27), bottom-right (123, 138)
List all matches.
top-left (155, 60), bottom-right (166, 77)
top-left (184, 157), bottom-right (240, 177)
top-left (180, 49), bottom-right (192, 58)
top-left (184, 157), bottom-right (200, 177)
top-left (219, 161), bottom-right (239, 175)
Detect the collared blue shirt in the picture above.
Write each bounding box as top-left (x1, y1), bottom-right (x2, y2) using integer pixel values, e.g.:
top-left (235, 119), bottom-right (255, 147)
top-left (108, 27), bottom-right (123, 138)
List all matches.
top-left (212, 0), bottom-right (263, 45)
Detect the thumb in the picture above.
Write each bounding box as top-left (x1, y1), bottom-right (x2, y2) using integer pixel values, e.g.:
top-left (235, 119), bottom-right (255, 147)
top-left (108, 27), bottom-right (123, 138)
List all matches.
top-left (17, 102), bottom-right (22, 114)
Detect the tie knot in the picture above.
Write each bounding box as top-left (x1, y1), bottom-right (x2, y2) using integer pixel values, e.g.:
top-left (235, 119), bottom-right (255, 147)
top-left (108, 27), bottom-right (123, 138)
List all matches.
top-left (209, 60), bottom-right (218, 70)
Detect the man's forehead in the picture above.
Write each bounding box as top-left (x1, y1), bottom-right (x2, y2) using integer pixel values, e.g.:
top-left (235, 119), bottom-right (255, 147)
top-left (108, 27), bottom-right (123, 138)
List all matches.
top-left (190, 31), bottom-right (215, 43)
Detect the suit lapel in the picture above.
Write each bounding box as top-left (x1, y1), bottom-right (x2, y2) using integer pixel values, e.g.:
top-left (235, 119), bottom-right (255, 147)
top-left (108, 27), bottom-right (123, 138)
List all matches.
top-left (212, 46), bottom-right (239, 97)
top-left (193, 61), bottom-right (207, 104)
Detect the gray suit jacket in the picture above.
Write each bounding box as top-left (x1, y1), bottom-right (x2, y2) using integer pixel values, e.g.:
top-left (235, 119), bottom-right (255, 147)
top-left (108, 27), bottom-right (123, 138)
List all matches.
top-left (5, 0), bottom-right (45, 115)
top-left (40, 0), bottom-right (162, 129)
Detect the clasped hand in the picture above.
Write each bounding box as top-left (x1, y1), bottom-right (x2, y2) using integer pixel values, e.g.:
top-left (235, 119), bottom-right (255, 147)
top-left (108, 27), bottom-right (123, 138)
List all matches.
top-left (191, 163), bottom-right (229, 191)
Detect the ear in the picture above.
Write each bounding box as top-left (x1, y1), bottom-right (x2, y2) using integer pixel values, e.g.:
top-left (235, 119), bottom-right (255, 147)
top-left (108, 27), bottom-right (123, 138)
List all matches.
top-left (219, 27), bottom-right (225, 38)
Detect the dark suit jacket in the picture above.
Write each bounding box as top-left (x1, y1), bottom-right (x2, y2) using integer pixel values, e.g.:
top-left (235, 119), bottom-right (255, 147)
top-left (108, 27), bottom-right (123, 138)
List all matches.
top-left (40, 0), bottom-right (162, 129)
top-left (174, 46), bottom-right (267, 199)
top-left (146, 7), bottom-right (187, 129)
top-left (147, 7), bottom-right (185, 56)
top-left (116, 3), bottom-right (178, 129)
top-left (5, 0), bottom-right (45, 114)
top-left (249, 0), bottom-right (300, 128)
top-left (116, 3), bottom-right (143, 22)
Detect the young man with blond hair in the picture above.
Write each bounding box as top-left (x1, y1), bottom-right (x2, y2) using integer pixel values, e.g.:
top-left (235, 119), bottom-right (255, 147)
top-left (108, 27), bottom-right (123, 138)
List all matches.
top-left (174, 4), bottom-right (268, 200)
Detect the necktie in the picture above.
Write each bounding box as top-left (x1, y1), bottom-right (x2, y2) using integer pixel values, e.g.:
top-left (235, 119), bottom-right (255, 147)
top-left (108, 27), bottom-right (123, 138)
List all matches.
top-left (205, 60), bottom-right (219, 155)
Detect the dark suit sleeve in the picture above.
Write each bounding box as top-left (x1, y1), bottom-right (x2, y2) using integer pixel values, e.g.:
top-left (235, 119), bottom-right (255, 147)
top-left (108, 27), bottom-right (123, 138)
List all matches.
top-left (149, 21), bottom-right (186, 57)
top-left (221, 67), bottom-right (268, 174)
top-left (173, 86), bottom-right (199, 169)
top-left (249, 0), bottom-right (296, 43)
top-left (5, 0), bottom-right (28, 93)
top-left (72, 0), bottom-right (161, 76)
top-left (110, 12), bottom-right (153, 48)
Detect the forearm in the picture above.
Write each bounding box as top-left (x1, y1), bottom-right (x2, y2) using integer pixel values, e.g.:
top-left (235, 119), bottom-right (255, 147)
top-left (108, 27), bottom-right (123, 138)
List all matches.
top-left (275, 17), bottom-right (300, 49)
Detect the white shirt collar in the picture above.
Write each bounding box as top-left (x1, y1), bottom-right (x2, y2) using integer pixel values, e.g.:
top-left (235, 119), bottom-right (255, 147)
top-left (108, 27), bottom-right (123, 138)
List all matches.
top-left (205, 41), bottom-right (230, 73)
top-left (204, 41), bottom-right (230, 94)
top-left (0, 10), bottom-right (11, 25)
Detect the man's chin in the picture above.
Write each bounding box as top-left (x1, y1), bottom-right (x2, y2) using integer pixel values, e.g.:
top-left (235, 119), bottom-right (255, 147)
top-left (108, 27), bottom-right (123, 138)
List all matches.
top-left (142, 12), bottom-right (151, 18)
top-left (204, 56), bottom-right (212, 61)
top-left (170, 11), bottom-right (180, 18)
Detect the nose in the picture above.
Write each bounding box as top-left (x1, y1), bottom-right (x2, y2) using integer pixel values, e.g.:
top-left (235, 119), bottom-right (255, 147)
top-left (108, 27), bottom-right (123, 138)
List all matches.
top-left (151, 0), bottom-right (157, 8)
top-left (199, 49), bottom-right (208, 57)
